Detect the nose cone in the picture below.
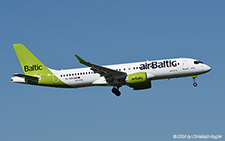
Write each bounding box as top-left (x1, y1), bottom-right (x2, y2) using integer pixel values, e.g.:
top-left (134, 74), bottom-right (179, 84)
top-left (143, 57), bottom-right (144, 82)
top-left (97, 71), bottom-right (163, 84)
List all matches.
top-left (204, 64), bottom-right (212, 73)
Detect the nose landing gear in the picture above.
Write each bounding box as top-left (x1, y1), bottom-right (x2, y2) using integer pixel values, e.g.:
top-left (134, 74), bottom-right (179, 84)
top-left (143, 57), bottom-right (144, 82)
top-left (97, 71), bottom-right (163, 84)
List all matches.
top-left (192, 75), bottom-right (198, 87)
top-left (112, 86), bottom-right (121, 97)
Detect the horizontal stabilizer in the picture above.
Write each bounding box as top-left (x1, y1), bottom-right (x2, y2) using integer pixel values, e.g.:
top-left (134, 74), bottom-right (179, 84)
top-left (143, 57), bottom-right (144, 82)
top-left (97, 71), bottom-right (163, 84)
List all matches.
top-left (13, 73), bottom-right (39, 80)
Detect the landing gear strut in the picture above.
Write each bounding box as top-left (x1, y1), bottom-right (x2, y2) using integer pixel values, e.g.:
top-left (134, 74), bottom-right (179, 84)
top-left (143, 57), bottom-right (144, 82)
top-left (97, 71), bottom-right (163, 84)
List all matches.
top-left (192, 75), bottom-right (198, 87)
top-left (112, 86), bottom-right (121, 97)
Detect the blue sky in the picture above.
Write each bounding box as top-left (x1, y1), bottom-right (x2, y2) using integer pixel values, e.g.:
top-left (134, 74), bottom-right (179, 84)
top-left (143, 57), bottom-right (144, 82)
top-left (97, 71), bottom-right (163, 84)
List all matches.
top-left (1, 0), bottom-right (224, 140)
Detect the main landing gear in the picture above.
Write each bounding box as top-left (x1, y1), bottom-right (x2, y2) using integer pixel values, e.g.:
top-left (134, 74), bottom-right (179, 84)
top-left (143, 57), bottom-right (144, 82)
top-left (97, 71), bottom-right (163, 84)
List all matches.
top-left (112, 86), bottom-right (121, 97)
top-left (192, 75), bottom-right (198, 87)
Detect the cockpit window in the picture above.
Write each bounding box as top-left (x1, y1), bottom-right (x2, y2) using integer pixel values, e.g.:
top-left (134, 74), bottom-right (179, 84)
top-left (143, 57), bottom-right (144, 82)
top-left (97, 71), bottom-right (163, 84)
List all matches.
top-left (194, 61), bottom-right (199, 64)
top-left (194, 61), bottom-right (204, 64)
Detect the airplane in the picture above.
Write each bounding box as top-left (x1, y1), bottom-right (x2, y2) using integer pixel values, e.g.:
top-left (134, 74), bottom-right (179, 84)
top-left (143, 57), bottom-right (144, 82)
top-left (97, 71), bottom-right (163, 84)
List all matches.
top-left (11, 44), bottom-right (211, 96)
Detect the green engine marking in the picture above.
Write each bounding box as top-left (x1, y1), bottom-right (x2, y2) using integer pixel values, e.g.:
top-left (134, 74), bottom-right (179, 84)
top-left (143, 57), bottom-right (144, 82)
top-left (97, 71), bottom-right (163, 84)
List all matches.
top-left (127, 72), bottom-right (151, 90)
top-left (128, 72), bottom-right (147, 84)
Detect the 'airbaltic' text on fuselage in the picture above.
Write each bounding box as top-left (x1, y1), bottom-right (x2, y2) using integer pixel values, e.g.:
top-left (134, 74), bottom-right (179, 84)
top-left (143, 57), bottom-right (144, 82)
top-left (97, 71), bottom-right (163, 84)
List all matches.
top-left (139, 60), bottom-right (177, 70)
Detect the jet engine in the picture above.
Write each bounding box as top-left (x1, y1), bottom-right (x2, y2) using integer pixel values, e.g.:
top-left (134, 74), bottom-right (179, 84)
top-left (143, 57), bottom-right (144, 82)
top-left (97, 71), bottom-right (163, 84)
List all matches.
top-left (126, 72), bottom-right (152, 90)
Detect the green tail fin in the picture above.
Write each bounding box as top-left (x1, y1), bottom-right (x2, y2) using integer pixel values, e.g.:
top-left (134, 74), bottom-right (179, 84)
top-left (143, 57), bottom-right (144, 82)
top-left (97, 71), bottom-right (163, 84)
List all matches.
top-left (13, 44), bottom-right (49, 76)
top-left (13, 44), bottom-right (71, 88)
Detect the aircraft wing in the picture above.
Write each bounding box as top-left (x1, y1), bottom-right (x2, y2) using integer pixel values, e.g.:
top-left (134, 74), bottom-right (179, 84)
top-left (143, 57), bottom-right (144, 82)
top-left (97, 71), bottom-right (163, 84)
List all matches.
top-left (75, 55), bottom-right (127, 85)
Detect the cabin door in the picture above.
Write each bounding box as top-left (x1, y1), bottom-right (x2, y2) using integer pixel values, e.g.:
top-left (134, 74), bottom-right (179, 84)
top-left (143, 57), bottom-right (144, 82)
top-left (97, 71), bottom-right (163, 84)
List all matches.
top-left (182, 60), bottom-right (189, 70)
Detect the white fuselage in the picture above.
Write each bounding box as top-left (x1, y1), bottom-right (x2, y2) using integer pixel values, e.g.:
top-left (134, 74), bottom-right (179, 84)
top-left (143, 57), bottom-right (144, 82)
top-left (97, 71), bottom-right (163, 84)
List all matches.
top-left (50, 58), bottom-right (211, 88)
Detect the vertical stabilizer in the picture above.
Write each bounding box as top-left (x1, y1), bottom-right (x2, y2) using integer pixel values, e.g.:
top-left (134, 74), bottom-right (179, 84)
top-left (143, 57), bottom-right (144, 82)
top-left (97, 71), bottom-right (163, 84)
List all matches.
top-left (13, 44), bottom-right (50, 76)
top-left (12, 44), bottom-right (70, 88)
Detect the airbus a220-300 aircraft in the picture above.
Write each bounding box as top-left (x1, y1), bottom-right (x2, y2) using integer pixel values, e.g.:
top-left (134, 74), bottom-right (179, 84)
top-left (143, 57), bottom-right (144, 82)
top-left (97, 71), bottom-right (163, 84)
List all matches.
top-left (11, 44), bottom-right (211, 96)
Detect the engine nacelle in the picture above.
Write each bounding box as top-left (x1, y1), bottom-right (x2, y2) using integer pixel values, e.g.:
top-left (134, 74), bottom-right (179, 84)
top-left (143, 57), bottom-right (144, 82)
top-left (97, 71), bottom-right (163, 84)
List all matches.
top-left (126, 72), bottom-right (152, 90)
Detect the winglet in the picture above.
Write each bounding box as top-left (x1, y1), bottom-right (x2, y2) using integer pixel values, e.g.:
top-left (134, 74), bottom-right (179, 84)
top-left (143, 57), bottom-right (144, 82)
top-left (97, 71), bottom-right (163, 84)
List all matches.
top-left (75, 55), bottom-right (86, 64)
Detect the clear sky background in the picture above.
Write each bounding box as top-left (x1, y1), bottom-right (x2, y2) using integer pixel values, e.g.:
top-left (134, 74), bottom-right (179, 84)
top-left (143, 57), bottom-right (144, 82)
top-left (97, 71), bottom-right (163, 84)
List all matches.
top-left (0, 0), bottom-right (224, 140)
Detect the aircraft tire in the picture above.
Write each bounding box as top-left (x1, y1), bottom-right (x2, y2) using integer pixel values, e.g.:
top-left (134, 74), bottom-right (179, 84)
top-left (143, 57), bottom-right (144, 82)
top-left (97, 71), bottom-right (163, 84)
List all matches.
top-left (112, 88), bottom-right (121, 97)
top-left (193, 82), bottom-right (198, 87)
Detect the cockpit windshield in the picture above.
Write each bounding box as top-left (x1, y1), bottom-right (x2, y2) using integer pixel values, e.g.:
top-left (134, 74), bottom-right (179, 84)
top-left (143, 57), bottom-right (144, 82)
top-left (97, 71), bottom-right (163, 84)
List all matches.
top-left (194, 61), bottom-right (204, 64)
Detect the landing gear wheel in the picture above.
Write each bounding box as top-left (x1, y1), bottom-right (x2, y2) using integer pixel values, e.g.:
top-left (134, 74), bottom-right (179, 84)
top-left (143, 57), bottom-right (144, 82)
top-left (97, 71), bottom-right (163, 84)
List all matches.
top-left (112, 88), bottom-right (121, 97)
top-left (192, 75), bottom-right (198, 87)
top-left (193, 82), bottom-right (198, 87)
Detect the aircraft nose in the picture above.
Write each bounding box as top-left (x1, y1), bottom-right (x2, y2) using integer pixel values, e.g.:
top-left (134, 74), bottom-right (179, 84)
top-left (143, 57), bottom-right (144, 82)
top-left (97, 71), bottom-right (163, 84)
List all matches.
top-left (204, 64), bottom-right (212, 72)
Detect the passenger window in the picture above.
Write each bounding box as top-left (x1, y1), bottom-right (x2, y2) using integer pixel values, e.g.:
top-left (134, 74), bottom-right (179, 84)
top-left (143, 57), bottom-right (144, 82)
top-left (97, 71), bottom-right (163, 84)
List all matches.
top-left (66, 74), bottom-right (68, 76)
top-left (136, 67), bottom-right (138, 69)
top-left (69, 74), bottom-right (71, 76)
